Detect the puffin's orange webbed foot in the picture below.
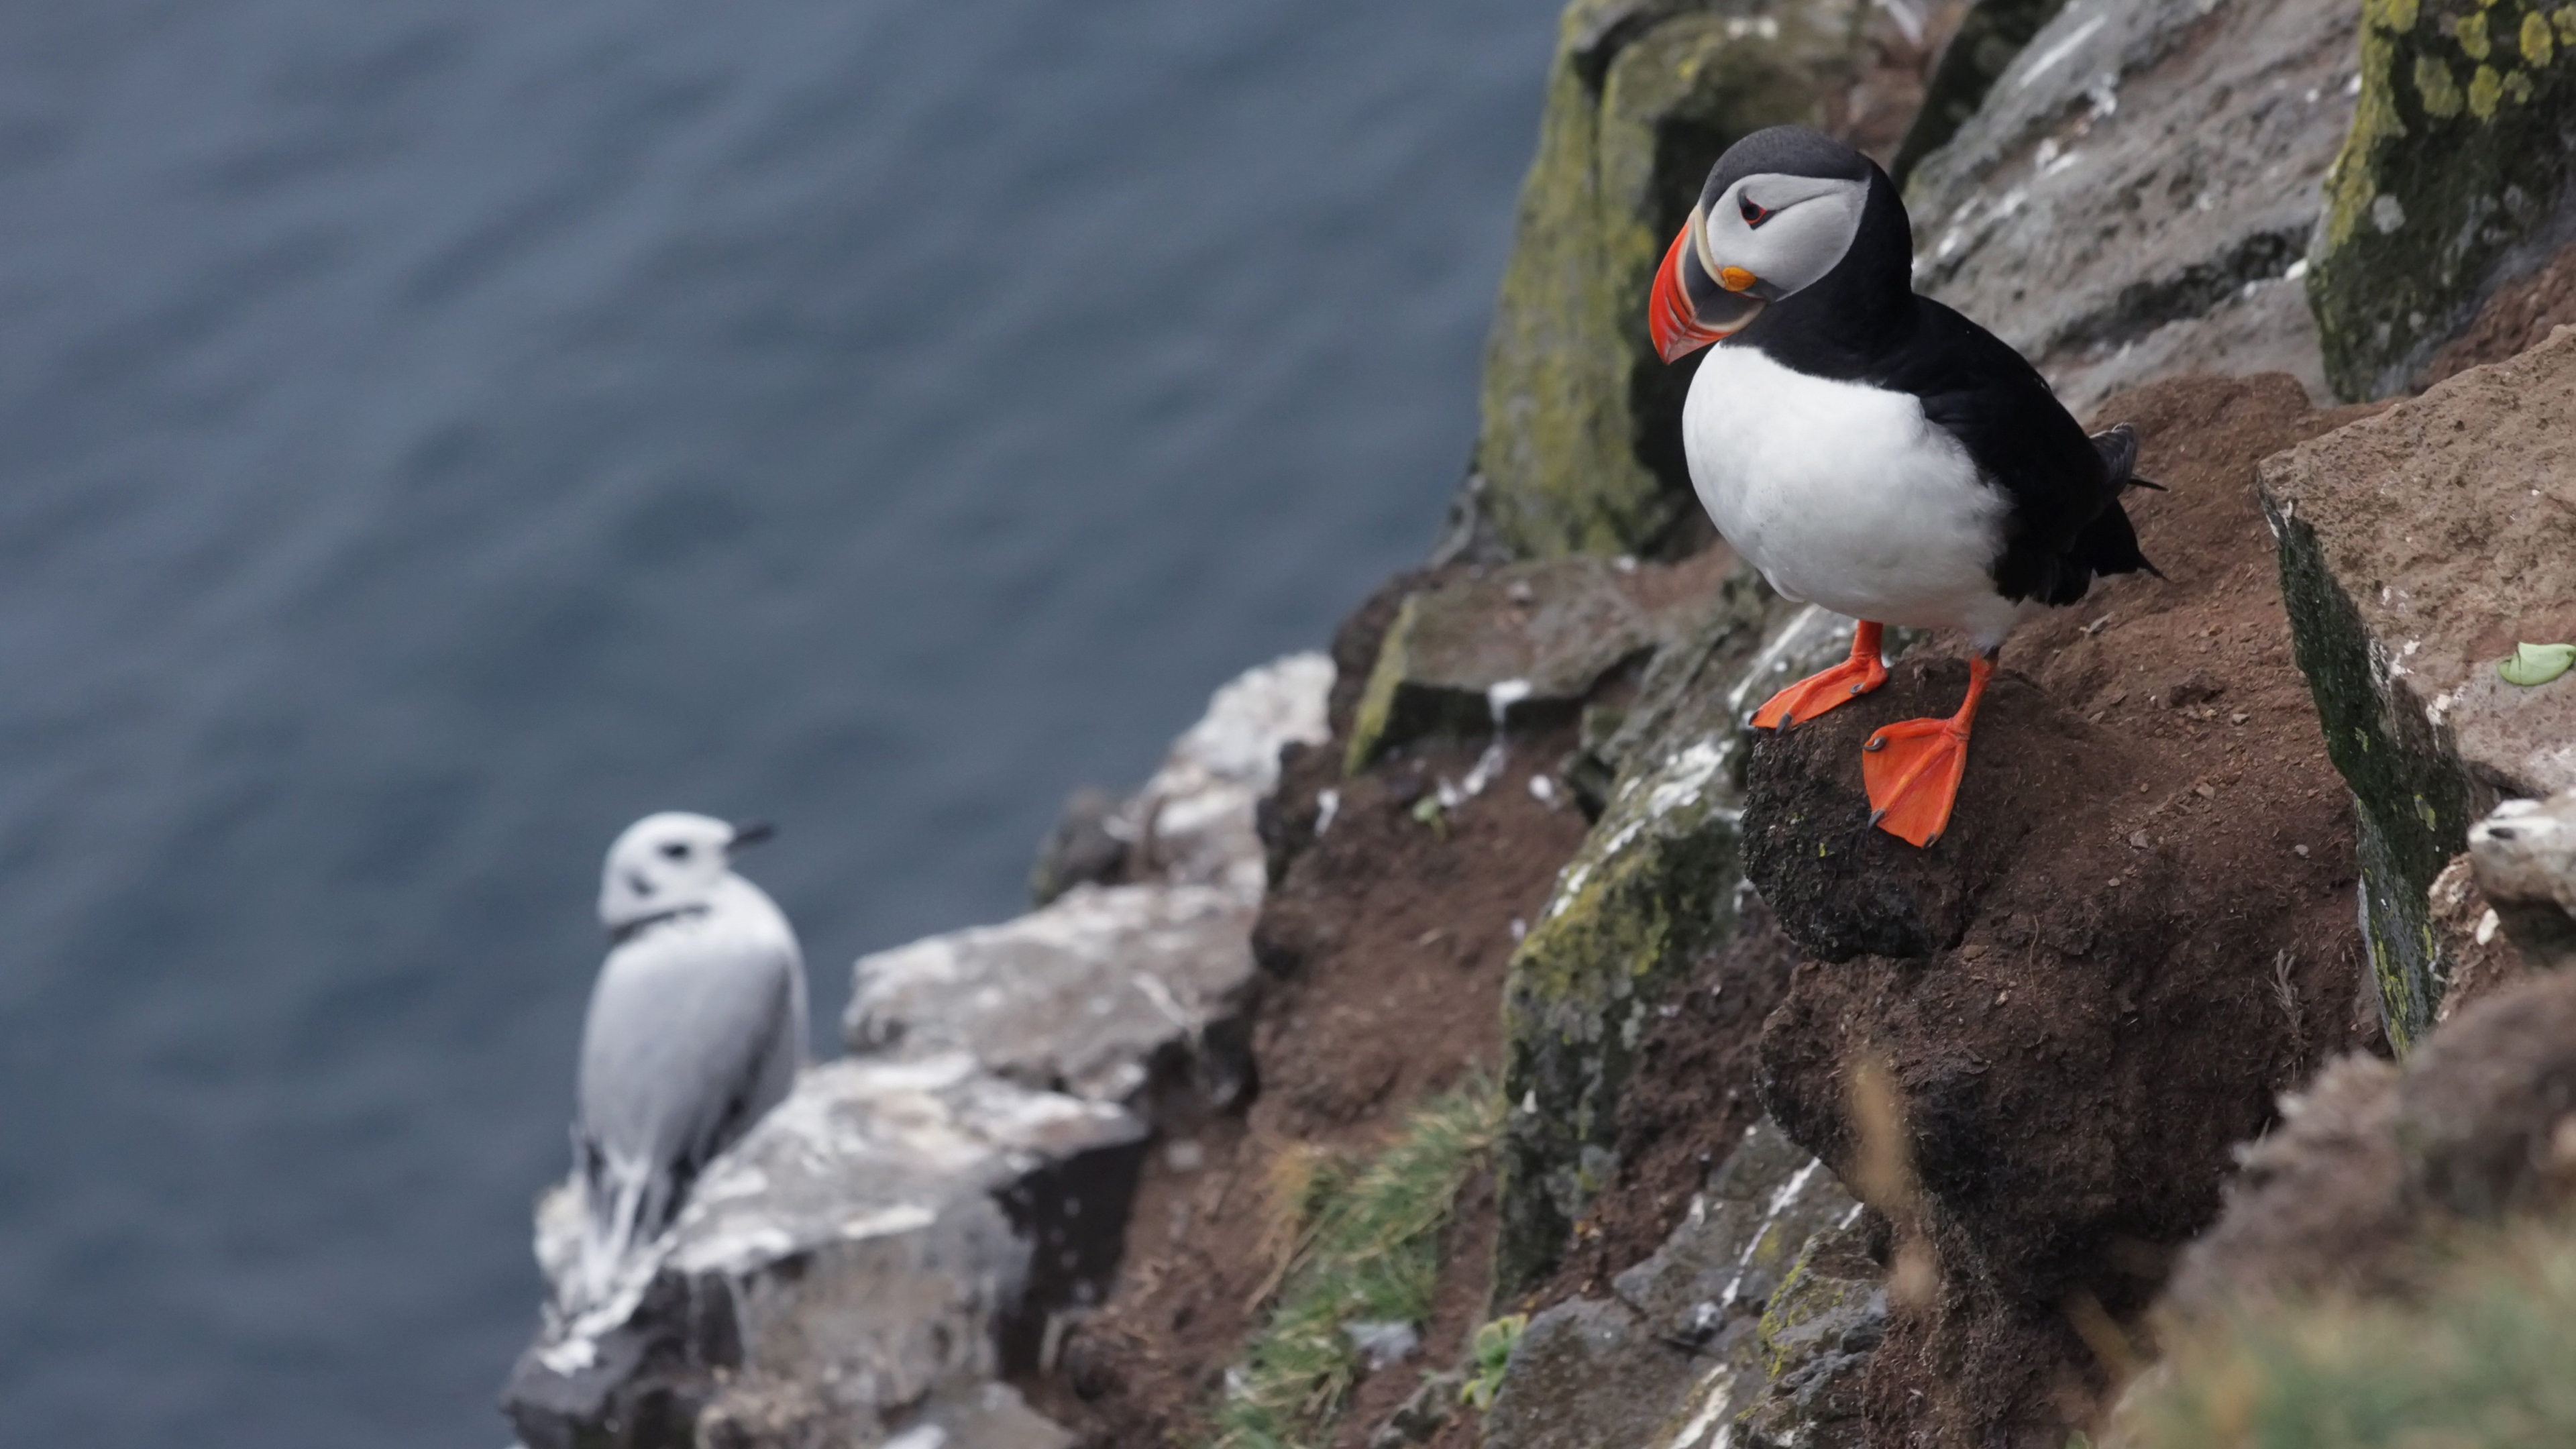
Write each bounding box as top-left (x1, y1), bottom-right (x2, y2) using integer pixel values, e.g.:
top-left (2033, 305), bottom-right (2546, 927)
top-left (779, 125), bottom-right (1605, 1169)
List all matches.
top-left (1751, 621), bottom-right (1887, 731)
top-left (1862, 718), bottom-right (1970, 847)
top-left (1859, 653), bottom-right (1994, 849)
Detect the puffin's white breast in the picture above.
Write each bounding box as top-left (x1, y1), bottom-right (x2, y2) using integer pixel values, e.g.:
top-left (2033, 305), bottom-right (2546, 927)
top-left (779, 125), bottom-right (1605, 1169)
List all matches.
top-left (1683, 345), bottom-right (2020, 645)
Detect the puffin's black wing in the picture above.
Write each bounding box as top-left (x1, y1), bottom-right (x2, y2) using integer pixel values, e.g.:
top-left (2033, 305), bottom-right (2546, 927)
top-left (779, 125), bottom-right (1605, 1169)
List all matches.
top-left (1884, 299), bottom-right (2157, 606)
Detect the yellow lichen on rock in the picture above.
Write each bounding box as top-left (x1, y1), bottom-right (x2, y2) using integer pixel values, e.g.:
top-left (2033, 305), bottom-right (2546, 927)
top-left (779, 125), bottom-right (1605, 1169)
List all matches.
top-left (2416, 52), bottom-right (2466, 113)
top-left (2456, 7), bottom-right (2490, 58)
top-left (2523, 8), bottom-right (2557, 62)
top-left (2467, 61), bottom-right (2504, 113)
top-left (2320, 8), bottom-right (2413, 257)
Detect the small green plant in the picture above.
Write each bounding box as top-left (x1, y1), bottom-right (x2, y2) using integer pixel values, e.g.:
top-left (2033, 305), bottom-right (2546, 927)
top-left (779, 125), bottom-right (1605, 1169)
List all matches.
top-left (2499, 641), bottom-right (2576, 687)
top-left (1459, 1313), bottom-right (1527, 1411)
top-left (1410, 792), bottom-right (1449, 839)
top-left (1208, 1081), bottom-right (1503, 1449)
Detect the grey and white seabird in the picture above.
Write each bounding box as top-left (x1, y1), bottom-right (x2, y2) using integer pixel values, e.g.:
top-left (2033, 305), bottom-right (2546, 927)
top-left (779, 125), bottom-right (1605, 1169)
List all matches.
top-left (1649, 125), bottom-right (2159, 847)
top-left (571, 811), bottom-right (806, 1304)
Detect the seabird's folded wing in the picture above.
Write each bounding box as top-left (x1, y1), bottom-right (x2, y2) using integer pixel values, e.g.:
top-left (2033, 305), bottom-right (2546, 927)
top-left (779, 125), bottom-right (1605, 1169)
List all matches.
top-left (576, 924), bottom-right (801, 1248)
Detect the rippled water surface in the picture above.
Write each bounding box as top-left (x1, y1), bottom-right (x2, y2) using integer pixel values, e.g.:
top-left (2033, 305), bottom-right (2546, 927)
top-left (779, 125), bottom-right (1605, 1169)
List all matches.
top-left (0, 1), bottom-right (1563, 1441)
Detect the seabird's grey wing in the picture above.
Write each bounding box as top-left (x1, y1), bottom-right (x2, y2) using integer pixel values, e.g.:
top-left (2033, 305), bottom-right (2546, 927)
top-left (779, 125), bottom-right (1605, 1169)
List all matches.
top-left (574, 922), bottom-right (800, 1260)
top-left (753, 928), bottom-right (809, 1127)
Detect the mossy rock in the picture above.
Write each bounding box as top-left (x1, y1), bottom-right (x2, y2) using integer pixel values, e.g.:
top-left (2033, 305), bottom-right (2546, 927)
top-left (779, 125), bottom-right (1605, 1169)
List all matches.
top-left (1480, 1297), bottom-right (1701, 1449)
top-left (1611, 1120), bottom-right (1856, 1340)
top-left (1629, 1125), bottom-right (1876, 1449)
top-left (1495, 734), bottom-right (1754, 1293)
top-left (1736, 1228), bottom-right (1881, 1447)
top-left (2262, 480), bottom-right (2476, 1055)
top-left (2308, 0), bottom-right (2576, 399)
top-left (1494, 581), bottom-right (1841, 1293)
top-left (1474, 0), bottom-right (1872, 559)
top-left (1484, 1119), bottom-right (1880, 1449)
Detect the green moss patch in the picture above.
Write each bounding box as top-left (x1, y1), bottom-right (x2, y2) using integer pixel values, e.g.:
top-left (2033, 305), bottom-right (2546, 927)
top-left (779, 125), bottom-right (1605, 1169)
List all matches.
top-left (1494, 583), bottom-right (1821, 1294)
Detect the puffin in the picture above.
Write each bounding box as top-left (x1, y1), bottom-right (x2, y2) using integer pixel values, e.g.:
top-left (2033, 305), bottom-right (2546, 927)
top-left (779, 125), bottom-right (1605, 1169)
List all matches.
top-left (1648, 125), bottom-right (2157, 848)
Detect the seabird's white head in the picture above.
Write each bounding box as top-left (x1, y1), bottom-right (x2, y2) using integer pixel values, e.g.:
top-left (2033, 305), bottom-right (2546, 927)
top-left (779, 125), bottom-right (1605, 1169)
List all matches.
top-left (596, 811), bottom-right (776, 934)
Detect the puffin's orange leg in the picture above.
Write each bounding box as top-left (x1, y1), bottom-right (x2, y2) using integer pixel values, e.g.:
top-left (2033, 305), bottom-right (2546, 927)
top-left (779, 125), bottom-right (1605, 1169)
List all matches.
top-left (1861, 653), bottom-right (1995, 849)
top-left (1750, 621), bottom-right (1888, 730)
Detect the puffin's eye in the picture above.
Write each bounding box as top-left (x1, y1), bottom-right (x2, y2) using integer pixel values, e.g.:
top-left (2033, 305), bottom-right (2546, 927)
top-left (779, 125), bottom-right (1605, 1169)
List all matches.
top-left (661, 843), bottom-right (691, 861)
top-left (1739, 193), bottom-right (1772, 228)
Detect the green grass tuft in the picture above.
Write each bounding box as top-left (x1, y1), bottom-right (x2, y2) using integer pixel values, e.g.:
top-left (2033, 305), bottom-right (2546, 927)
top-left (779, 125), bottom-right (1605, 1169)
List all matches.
top-left (1208, 1081), bottom-right (1503, 1449)
top-left (2115, 1221), bottom-right (2576, 1448)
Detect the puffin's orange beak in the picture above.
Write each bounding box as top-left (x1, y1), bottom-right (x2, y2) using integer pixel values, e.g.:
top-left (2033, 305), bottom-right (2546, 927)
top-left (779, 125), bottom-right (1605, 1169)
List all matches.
top-left (1650, 211), bottom-right (1764, 362)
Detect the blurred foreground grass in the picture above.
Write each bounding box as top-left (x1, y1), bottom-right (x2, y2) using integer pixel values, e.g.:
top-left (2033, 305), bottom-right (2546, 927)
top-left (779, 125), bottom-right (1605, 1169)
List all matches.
top-left (2115, 1219), bottom-right (2576, 1448)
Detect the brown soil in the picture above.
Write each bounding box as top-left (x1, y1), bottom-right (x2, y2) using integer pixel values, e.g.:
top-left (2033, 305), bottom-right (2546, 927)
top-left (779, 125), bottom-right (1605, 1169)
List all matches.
top-left (2158, 1053), bottom-right (2411, 1313)
top-left (1734, 373), bottom-right (2387, 1446)
top-left (1031, 572), bottom-right (1597, 1448)
top-left (2414, 239), bottom-right (2576, 390)
top-left (1042, 372), bottom-right (2416, 1449)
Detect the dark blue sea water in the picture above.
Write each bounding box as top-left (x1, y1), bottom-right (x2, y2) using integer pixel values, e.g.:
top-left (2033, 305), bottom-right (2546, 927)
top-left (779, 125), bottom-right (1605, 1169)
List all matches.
top-left (0, 1), bottom-right (1563, 1442)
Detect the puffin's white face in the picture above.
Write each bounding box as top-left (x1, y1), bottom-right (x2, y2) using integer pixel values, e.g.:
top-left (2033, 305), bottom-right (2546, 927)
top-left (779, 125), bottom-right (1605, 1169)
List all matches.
top-left (598, 811), bottom-right (772, 930)
top-left (1701, 173), bottom-right (1868, 301)
top-left (1652, 170), bottom-right (1870, 362)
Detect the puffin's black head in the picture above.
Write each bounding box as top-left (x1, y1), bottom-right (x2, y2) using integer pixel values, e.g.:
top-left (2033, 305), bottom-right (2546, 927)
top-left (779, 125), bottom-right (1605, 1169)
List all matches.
top-left (1650, 126), bottom-right (1900, 362)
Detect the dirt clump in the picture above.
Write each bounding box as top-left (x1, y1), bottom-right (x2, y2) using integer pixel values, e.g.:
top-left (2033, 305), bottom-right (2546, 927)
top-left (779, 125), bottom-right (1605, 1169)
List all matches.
top-left (1738, 373), bottom-right (2384, 1445)
top-left (1032, 573), bottom-right (1595, 1448)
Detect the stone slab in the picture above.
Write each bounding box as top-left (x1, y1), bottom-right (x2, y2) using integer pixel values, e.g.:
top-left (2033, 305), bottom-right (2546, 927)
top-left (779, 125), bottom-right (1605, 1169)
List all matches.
top-left (2258, 326), bottom-right (2576, 1044)
top-left (504, 1055), bottom-right (1145, 1449)
top-left (1345, 553), bottom-right (1733, 772)
top-left (844, 883), bottom-right (1258, 1110)
top-left (1907, 0), bottom-right (2358, 413)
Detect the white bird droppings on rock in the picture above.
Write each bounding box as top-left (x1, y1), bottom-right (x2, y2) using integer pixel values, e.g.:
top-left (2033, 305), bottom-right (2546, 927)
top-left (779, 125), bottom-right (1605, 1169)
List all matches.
top-left (1344, 1320), bottom-right (1421, 1371)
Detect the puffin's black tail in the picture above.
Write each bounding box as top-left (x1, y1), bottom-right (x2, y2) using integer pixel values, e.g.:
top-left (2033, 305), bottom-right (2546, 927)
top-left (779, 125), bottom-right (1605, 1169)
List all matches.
top-left (2091, 422), bottom-right (2164, 492)
top-left (2072, 423), bottom-right (2163, 584)
top-left (2070, 498), bottom-right (2160, 582)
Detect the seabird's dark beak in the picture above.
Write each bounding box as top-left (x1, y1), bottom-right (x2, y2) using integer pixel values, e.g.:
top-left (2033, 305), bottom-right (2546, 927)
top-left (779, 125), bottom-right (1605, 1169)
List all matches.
top-left (727, 820), bottom-right (776, 853)
top-left (1650, 205), bottom-right (1766, 362)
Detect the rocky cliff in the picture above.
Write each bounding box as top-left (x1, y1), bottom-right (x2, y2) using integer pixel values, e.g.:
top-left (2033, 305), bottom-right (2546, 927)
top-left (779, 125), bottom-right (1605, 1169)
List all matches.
top-left (502, 2), bottom-right (2576, 1445)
